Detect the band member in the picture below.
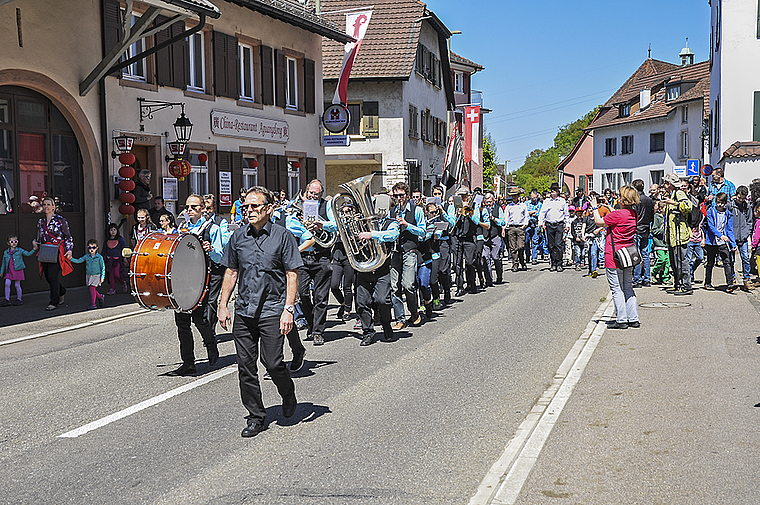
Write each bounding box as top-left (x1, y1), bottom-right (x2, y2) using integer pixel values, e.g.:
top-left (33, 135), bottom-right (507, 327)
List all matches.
top-left (331, 202), bottom-right (356, 321)
top-left (472, 187), bottom-right (487, 289)
top-left (526, 189), bottom-right (543, 265)
top-left (505, 187), bottom-right (529, 272)
top-left (389, 182), bottom-right (426, 329)
top-left (300, 179), bottom-right (337, 345)
top-left (452, 187), bottom-right (481, 295)
top-left (218, 186), bottom-right (301, 438)
top-left (355, 206), bottom-right (399, 345)
top-left (431, 186), bottom-right (455, 304)
top-left (202, 194), bottom-right (230, 334)
top-left (538, 182), bottom-right (570, 272)
top-left (482, 190), bottom-right (506, 285)
top-left (169, 194), bottom-right (222, 376)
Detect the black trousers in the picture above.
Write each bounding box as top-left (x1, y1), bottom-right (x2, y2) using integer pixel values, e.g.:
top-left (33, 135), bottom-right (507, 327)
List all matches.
top-left (355, 263), bottom-right (393, 335)
top-left (475, 239), bottom-right (485, 283)
top-left (330, 255), bottom-right (355, 312)
top-left (545, 222), bottom-right (565, 267)
top-left (204, 267), bottom-right (225, 335)
top-left (232, 314), bottom-right (295, 424)
top-left (41, 261), bottom-right (66, 306)
top-left (298, 255), bottom-right (332, 335)
top-left (454, 237), bottom-right (477, 291)
top-left (705, 244), bottom-right (734, 286)
top-left (174, 301), bottom-right (216, 366)
top-left (435, 240), bottom-right (452, 301)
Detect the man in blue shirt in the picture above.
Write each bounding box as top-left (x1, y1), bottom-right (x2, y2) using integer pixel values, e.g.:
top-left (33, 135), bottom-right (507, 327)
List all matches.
top-left (525, 189), bottom-right (543, 265)
top-left (705, 167), bottom-right (736, 208)
top-left (482, 190), bottom-right (506, 285)
top-left (389, 182), bottom-right (426, 328)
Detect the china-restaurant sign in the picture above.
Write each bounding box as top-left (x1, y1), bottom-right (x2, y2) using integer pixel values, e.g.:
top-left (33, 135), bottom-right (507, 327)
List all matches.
top-left (211, 110), bottom-right (289, 144)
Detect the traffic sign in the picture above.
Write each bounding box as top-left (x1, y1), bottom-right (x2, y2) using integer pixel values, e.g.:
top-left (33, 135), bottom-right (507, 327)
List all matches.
top-left (686, 159), bottom-right (700, 176)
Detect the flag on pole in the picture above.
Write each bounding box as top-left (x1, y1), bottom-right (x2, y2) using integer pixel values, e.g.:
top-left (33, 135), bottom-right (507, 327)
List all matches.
top-left (463, 105), bottom-right (481, 165)
top-left (442, 124), bottom-right (465, 190)
top-left (333, 10), bottom-right (373, 105)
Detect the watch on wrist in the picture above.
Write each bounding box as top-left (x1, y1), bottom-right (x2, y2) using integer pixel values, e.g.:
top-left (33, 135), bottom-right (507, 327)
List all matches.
top-left (284, 304), bottom-right (295, 314)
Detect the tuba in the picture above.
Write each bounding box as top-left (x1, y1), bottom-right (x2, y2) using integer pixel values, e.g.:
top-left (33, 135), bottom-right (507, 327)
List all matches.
top-left (332, 174), bottom-right (389, 272)
top-left (291, 198), bottom-right (338, 248)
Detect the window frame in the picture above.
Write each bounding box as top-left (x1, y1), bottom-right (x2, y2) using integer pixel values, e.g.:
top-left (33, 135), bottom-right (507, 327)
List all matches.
top-left (604, 137), bottom-right (616, 156)
top-left (621, 135), bottom-right (634, 155)
top-left (123, 13), bottom-right (147, 82)
top-left (187, 30), bottom-right (206, 92)
top-left (681, 105), bottom-right (688, 124)
top-left (239, 42), bottom-right (256, 102)
top-left (620, 103), bottom-right (631, 118)
top-left (188, 151), bottom-right (209, 195)
top-left (409, 104), bottom-right (419, 138)
top-left (650, 132), bottom-right (665, 153)
top-left (285, 56), bottom-right (298, 110)
top-left (680, 130), bottom-right (689, 159)
top-left (242, 156), bottom-right (258, 189)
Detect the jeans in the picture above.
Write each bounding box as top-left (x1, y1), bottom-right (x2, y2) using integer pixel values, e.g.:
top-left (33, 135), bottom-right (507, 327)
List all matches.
top-left (633, 233), bottom-right (651, 283)
top-left (735, 239), bottom-right (752, 282)
top-left (586, 238), bottom-right (599, 272)
top-left (482, 236), bottom-right (503, 284)
top-left (417, 262), bottom-right (432, 303)
top-left (686, 241), bottom-right (704, 278)
top-left (606, 267), bottom-right (639, 323)
top-left (526, 225), bottom-right (541, 261)
top-left (391, 249), bottom-right (418, 321)
top-left (573, 241), bottom-right (585, 266)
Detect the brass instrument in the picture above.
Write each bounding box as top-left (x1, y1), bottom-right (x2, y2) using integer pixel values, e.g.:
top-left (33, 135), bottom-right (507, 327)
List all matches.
top-left (291, 198), bottom-right (338, 248)
top-left (331, 174), bottom-right (389, 272)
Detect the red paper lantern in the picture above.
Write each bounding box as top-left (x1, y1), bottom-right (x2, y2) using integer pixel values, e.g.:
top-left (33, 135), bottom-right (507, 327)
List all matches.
top-left (119, 165), bottom-right (136, 179)
top-left (292, 161), bottom-right (301, 169)
top-left (118, 153), bottom-right (136, 165)
top-left (119, 192), bottom-right (135, 204)
top-left (198, 153), bottom-right (208, 163)
top-left (119, 179), bottom-right (136, 192)
top-left (119, 204), bottom-right (135, 215)
top-left (168, 159), bottom-right (192, 179)
top-left (251, 159), bottom-right (258, 168)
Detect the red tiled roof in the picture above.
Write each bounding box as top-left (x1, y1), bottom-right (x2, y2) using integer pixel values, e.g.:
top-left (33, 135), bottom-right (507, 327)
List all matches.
top-left (604, 59), bottom-right (679, 107)
top-left (450, 51), bottom-right (483, 71)
top-left (321, 0), bottom-right (426, 79)
top-left (723, 141), bottom-right (760, 159)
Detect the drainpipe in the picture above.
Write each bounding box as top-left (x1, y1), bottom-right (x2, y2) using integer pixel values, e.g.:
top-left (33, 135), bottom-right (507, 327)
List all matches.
top-left (99, 0), bottom-right (112, 231)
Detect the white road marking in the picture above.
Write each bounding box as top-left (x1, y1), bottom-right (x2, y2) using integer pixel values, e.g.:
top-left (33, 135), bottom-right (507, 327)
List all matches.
top-left (468, 294), bottom-right (614, 505)
top-left (0, 309), bottom-right (150, 347)
top-left (58, 366), bottom-right (237, 438)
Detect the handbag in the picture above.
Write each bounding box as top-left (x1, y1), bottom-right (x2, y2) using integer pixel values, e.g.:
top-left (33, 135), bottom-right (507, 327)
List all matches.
top-left (610, 209), bottom-right (641, 268)
top-left (38, 243), bottom-right (59, 263)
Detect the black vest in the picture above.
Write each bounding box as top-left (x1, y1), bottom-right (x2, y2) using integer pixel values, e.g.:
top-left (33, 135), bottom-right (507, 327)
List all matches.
top-left (390, 201), bottom-right (419, 252)
top-left (454, 209), bottom-right (477, 240)
top-left (485, 205), bottom-right (502, 239)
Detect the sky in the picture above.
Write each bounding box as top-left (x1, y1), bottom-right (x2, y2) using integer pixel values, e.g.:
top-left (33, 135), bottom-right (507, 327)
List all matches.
top-left (427, 0), bottom-right (711, 173)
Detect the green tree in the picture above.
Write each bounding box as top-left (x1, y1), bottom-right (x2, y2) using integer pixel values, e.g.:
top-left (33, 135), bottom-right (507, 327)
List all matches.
top-left (482, 131), bottom-right (497, 189)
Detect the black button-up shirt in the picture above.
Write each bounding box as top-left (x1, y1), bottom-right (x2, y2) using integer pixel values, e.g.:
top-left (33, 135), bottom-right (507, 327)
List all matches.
top-left (221, 220), bottom-right (303, 319)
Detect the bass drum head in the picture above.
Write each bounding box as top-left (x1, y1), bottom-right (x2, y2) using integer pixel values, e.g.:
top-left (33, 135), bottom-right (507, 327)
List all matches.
top-left (170, 234), bottom-right (208, 311)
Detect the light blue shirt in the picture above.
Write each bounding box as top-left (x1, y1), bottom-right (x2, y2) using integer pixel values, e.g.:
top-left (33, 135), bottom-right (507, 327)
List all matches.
top-left (186, 217), bottom-right (224, 264)
top-left (371, 218), bottom-right (400, 242)
top-left (476, 205), bottom-right (488, 241)
top-left (285, 214), bottom-right (315, 251)
top-left (207, 213), bottom-right (231, 247)
top-left (395, 201), bottom-right (427, 239)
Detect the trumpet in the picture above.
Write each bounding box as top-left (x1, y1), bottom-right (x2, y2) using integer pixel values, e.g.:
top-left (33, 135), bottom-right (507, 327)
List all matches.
top-left (291, 199), bottom-right (338, 248)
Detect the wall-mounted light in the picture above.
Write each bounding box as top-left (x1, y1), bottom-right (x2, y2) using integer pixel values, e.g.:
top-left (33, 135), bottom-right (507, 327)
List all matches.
top-left (111, 134), bottom-right (135, 159)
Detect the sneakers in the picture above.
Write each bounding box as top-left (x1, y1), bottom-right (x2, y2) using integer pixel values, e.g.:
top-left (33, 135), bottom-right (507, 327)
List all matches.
top-left (392, 321), bottom-right (407, 330)
top-left (627, 321), bottom-right (641, 328)
top-left (703, 284), bottom-right (714, 291)
top-left (0, 299), bottom-right (9, 307)
top-left (45, 304), bottom-right (57, 311)
top-left (353, 320), bottom-right (362, 330)
top-left (312, 333), bottom-right (325, 346)
top-left (290, 349), bottom-right (306, 372)
top-left (360, 333), bottom-right (375, 346)
top-left (96, 296), bottom-right (104, 308)
top-left (674, 288), bottom-right (693, 296)
top-left (58, 295), bottom-right (65, 306)
top-left (608, 321), bottom-right (628, 330)
top-left (12, 299), bottom-right (22, 306)
top-left (642, 281), bottom-right (651, 287)
top-left (590, 270), bottom-right (598, 278)
top-left (410, 312), bottom-right (423, 326)
top-left (87, 304), bottom-right (97, 310)
top-left (106, 289), bottom-right (116, 295)
top-left (727, 284), bottom-right (739, 293)
top-left (632, 282), bottom-right (642, 288)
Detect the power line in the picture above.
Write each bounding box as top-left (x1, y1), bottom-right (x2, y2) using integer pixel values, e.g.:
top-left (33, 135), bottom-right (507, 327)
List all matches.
top-left (486, 88), bottom-right (615, 123)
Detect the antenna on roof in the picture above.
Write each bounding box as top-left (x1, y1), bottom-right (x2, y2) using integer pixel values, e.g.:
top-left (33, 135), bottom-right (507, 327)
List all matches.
top-left (648, 43), bottom-right (651, 59)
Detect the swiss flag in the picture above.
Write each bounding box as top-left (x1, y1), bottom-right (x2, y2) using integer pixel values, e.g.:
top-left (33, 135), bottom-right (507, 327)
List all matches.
top-left (464, 106), bottom-right (481, 165)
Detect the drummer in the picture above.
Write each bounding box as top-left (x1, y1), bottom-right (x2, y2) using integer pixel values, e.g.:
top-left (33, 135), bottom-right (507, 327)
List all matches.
top-left (168, 194), bottom-right (223, 376)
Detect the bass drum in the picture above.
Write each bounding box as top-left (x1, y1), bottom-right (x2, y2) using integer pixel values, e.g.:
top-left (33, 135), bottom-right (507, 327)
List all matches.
top-left (130, 232), bottom-right (209, 311)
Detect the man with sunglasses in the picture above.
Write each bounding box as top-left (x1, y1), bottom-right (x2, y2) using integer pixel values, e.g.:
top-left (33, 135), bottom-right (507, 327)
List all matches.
top-left (389, 182), bottom-right (426, 329)
top-left (168, 194), bottom-right (223, 376)
top-left (218, 186), bottom-right (302, 437)
top-left (299, 179), bottom-right (338, 346)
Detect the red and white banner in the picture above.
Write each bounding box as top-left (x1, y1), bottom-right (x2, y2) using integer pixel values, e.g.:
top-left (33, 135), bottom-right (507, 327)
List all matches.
top-left (463, 105), bottom-right (481, 165)
top-left (332, 10), bottom-right (373, 105)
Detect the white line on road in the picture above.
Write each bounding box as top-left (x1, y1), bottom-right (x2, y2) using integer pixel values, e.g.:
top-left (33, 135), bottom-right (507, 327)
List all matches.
top-left (468, 293), bottom-right (614, 505)
top-left (58, 366), bottom-right (237, 438)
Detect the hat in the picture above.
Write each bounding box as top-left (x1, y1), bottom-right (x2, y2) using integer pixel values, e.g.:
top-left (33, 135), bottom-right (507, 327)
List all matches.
top-left (28, 195), bottom-right (39, 201)
top-left (509, 187), bottom-right (520, 196)
top-left (549, 182), bottom-right (560, 191)
top-left (663, 172), bottom-right (681, 185)
top-left (568, 205), bottom-right (576, 211)
top-left (456, 187), bottom-right (469, 195)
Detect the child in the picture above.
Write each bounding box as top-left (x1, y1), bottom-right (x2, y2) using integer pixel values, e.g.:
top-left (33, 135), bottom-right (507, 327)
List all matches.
top-left (651, 201), bottom-right (672, 285)
top-left (752, 201), bottom-right (760, 285)
top-left (103, 223), bottom-right (128, 295)
top-left (71, 239), bottom-right (106, 309)
top-left (1, 234), bottom-right (36, 306)
top-left (704, 192), bottom-right (737, 292)
top-left (158, 213), bottom-right (178, 234)
top-left (569, 206), bottom-right (585, 270)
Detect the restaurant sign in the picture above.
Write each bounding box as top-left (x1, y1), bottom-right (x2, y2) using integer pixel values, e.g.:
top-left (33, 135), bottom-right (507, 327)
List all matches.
top-left (211, 110), bottom-right (289, 144)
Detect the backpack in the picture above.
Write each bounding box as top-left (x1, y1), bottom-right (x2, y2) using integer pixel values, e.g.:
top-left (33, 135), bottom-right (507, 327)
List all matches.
top-left (684, 194), bottom-right (701, 229)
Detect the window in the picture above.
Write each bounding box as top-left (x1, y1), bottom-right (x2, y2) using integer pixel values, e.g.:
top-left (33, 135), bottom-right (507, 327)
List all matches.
top-left (713, 96), bottom-right (720, 147)
top-left (287, 159), bottom-right (300, 199)
top-left (346, 103), bottom-right (361, 136)
top-left (420, 109), bottom-right (427, 141)
top-left (409, 104), bottom-right (418, 138)
top-left (681, 131), bottom-right (689, 158)
top-left (621, 172), bottom-right (633, 187)
top-left (587, 175), bottom-right (594, 193)
top-left (578, 175), bottom-right (586, 194)
top-left (242, 157), bottom-right (258, 189)
top-left (286, 57), bottom-right (298, 109)
top-left (187, 31), bottom-right (205, 92)
top-left (650, 132), bottom-right (665, 152)
top-left (650, 170), bottom-right (664, 186)
top-left (620, 103), bottom-right (630, 117)
top-left (666, 86), bottom-right (680, 101)
top-left (415, 45), bottom-right (425, 75)
top-left (681, 105), bottom-right (688, 123)
top-left (123, 14), bottom-right (146, 81)
top-left (362, 101), bottom-right (379, 138)
top-left (605, 137), bottom-right (616, 156)
top-left (454, 71), bottom-right (464, 93)
top-left (621, 135), bottom-right (634, 155)
top-left (603, 173), bottom-right (615, 191)
top-left (239, 43), bottom-right (255, 101)
top-left (188, 152), bottom-right (208, 195)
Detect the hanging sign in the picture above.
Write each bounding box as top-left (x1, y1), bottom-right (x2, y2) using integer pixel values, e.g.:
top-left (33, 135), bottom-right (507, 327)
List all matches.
top-left (322, 104), bottom-right (351, 133)
top-left (211, 110), bottom-right (289, 143)
top-left (219, 171), bottom-right (232, 206)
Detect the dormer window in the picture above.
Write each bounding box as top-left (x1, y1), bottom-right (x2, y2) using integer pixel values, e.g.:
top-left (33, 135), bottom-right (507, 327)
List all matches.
top-left (620, 103), bottom-right (630, 117)
top-left (666, 86), bottom-right (681, 101)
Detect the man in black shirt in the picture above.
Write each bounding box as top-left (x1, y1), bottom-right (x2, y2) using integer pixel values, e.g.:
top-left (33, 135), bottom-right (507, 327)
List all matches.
top-left (149, 196), bottom-right (173, 226)
top-left (219, 186), bottom-right (302, 438)
top-left (632, 179), bottom-right (654, 287)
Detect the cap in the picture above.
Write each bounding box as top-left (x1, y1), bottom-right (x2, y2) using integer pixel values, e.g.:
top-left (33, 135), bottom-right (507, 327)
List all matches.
top-left (456, 187), bottom-right (469, 195)
top-left (663, 172), bottom-right (681, 185)
top-left (568, 205), bottom-right (576, 211)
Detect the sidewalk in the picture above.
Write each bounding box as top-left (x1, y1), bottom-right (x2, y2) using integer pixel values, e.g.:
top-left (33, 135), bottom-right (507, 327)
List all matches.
top-left (511, 284), bottom-right (760, 504)
top-left (0, 286), bottom-right (148, 344)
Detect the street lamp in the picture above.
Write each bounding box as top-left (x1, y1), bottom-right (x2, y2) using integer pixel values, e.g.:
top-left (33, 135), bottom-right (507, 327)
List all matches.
top-left (173, 107), bottom-right (193, 145)
top-left (111, 133), bottom-right (135, 159)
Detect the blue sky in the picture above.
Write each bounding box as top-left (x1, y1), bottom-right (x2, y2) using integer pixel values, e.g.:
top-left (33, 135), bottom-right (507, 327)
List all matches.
top-left (429, 0), bottom-right (711, 172)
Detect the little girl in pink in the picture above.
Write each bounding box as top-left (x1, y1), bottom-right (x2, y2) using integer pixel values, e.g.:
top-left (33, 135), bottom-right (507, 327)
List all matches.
top-left (1, 234), bottom-right (37, 306)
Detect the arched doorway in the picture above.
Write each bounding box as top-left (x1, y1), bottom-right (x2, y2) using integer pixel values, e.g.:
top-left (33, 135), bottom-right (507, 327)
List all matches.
top-left (0, 86), bottom-right (85, 293)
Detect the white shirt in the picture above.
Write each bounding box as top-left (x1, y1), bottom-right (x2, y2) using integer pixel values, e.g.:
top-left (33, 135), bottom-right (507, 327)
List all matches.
top-left (538, 197), bottom-right (570, 227)
top-left (505, 201), bottom-right (529, 226)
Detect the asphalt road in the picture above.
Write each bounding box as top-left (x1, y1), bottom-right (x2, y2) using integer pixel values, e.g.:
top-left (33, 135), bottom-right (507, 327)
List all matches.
top-left (0, 264), bottom-right (610, 505)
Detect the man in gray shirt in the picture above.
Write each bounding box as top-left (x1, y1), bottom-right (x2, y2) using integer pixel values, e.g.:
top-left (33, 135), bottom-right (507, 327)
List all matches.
top-left (219, 186), bottom-right (303, 438)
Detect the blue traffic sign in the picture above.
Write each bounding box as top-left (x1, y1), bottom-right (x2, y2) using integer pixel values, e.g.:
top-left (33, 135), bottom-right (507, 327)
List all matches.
top-left (687, 159), bottom-right (700, 176)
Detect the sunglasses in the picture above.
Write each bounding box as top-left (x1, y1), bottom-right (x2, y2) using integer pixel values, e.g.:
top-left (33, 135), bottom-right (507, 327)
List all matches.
top-left (241, 203), bottom-right (268, 211)
top-left (185, 204), bottom-right (203, 210)
top-left (87, 246), bottom-right (98, 250)
top-left (391, 194), bottom-right (405, 199)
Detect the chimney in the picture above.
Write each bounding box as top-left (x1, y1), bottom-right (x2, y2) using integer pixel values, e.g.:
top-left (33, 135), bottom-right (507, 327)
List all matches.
top-left (640, 88), bottom-right (651, 109)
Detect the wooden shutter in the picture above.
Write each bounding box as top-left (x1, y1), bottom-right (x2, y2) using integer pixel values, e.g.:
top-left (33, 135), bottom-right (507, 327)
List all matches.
top-left (754, 91), bottom-right (760, 141)
top-left (264, 154), bottom-right (278, 190)
top-left (260, 46), bottom-right (274, 105)
top-left (362, 101), bottom-right (379, 137)
top-left (213, 31), bottom-right (229, 97)
top-left (171, 21), bottom-right (187, 90)
top-left (103, 0), bottom-right (122, 77)
top-left (277, 155), bottom-right (288, 193)
top-left (304, 58), bottom-right (315, 114)
top-left (232, 152), bottom-right (244, 198)
top-left (275, 50), bottom-right (287, 108)
top-left (299, 159), bottom-right (307, 187)
top-left (306, 157), bottom-right (317, 184)
top-left (155, 16), bottom-right (173, 86)
top-left (464, 73), bottom-right (470, 97)
top-left (227, 34), bottom-right (240, 99)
